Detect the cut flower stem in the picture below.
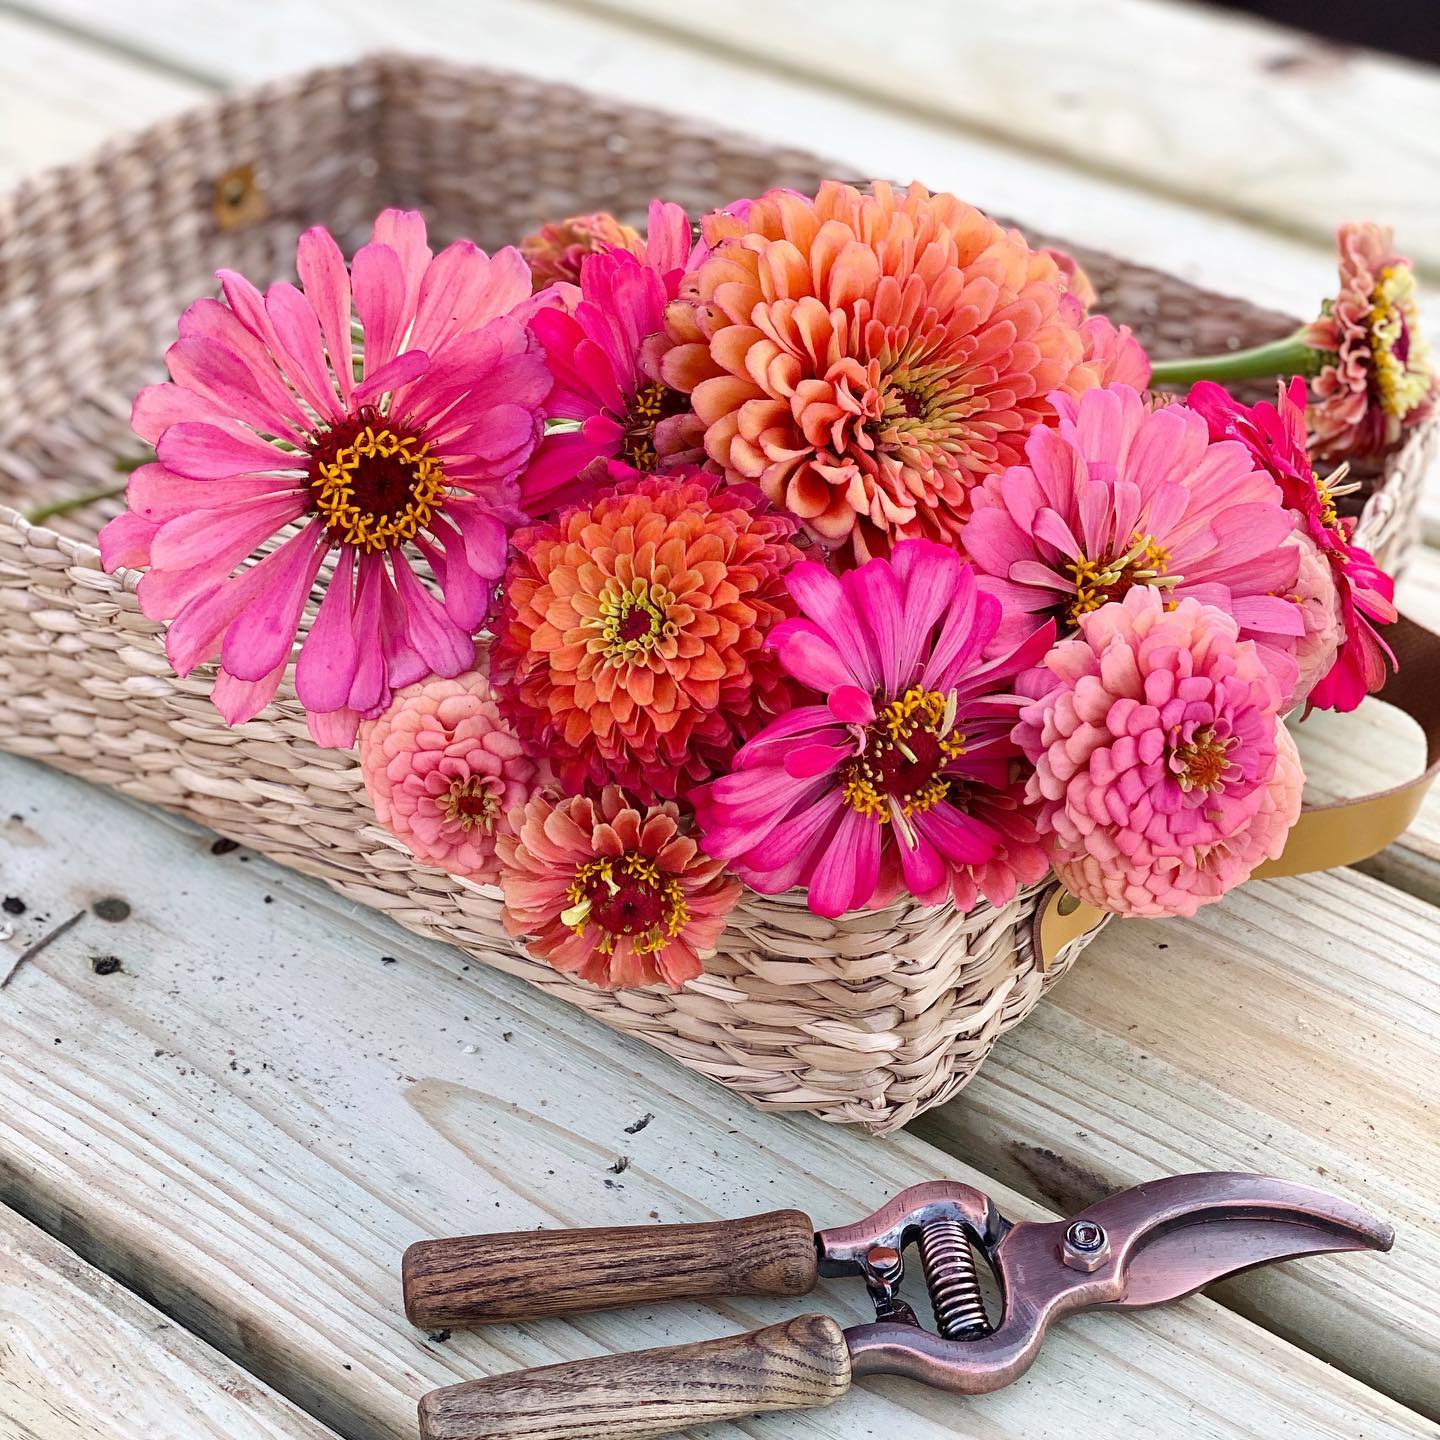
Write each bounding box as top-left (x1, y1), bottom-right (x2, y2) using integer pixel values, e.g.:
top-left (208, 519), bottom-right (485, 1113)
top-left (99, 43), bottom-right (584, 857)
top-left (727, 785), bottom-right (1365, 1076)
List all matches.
top-left (1148, 330), bottom-right (1324, 387)
top-left (24, 483), bottom-right (129, 526)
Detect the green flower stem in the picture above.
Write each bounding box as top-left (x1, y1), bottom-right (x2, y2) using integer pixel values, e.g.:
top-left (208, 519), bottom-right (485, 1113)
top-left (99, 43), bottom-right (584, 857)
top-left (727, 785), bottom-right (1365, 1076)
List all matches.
top-left (1148, 329), bottom-right (1324, 387)
top-left (24, 483), bottom-right (129, 526)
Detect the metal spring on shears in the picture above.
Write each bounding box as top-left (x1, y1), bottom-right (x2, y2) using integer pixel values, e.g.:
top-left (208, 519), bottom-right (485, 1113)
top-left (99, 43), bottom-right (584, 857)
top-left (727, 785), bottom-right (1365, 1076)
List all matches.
top-left (918, 1215), bottom-right (991, 1339)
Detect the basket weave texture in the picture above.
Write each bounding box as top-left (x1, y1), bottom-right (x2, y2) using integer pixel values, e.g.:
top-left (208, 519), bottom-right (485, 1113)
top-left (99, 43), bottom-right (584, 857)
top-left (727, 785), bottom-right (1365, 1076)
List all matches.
top-left (1, 57), bottom-right (1435, 1131)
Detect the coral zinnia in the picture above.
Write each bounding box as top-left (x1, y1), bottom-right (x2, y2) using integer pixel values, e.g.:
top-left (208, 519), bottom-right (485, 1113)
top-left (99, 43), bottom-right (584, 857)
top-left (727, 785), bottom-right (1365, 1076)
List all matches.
top-left (493, 472), bottom-right (801, 802)
top-left (697, 540), bottom-right (1055, 918)
top-left (961, 383), bottom-right (1304, 702)
top-left (520, 210), bottom-right (646, 290)
top-left (1015, 588), bottom-right (1303, 918)
top-left (522, 202), bottom-right (704, 514)
top-left (660, 181), bottom-right (1093, 562)
top-left (99, 209), bottom-right (552, 747)
top-left (1306, 222), bottom-right (1437, 462)
top-left (358, 665), bottom-right (543, 883)
top-left (1188, 377), bottom-right (1397, 712)
top-left (498, 786), bottom-right (739, 989)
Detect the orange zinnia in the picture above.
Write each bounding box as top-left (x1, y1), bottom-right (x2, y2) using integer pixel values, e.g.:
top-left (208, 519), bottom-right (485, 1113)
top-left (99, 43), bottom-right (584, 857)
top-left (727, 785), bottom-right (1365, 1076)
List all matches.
top-left (660, 181), bottom-right (1094, 562)
top-left (492, 472), bottom-right (801, 801)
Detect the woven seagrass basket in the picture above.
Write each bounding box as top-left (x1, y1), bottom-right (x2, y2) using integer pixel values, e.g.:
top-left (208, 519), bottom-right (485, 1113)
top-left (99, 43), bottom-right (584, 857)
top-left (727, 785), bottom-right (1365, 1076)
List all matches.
top-left (2, 57), bottom-right (1436, 1132)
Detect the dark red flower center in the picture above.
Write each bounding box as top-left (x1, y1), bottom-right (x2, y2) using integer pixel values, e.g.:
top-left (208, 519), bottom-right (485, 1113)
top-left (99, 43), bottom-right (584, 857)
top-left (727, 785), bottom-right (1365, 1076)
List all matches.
top-left (308, 404), bottom-right (446, 551)
top-left (842, 686), bottom-right (966, 839)
top-left (562, 853), bottom-right (689, 956)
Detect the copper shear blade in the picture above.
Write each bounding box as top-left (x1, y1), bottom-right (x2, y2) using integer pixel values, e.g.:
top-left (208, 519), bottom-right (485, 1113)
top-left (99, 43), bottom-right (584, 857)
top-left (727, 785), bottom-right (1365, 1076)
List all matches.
top-left (829, 1171), bottom-right (1394, 1393)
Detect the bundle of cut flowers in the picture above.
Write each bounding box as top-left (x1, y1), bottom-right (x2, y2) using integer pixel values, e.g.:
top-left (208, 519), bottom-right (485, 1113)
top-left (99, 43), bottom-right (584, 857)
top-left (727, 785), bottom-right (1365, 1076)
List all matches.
top-left (98, 182), bottom-right (1436, 990)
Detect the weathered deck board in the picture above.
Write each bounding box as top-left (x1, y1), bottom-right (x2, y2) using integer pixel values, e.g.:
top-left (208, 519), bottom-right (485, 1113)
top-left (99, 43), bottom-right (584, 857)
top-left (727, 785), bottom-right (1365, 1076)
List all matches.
top-left (582, 0), bottom-right (1440, 272)
top-left (0, 1203), bottom-right (339, 1440)
top-left (0, 756), bottom-right (1433, 1439)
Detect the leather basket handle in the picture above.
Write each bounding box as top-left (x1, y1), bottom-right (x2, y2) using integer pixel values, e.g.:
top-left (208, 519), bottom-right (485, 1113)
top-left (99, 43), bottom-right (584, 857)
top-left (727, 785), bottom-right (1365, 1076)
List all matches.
top-left (1036, 613), bottom-right (1440, 964)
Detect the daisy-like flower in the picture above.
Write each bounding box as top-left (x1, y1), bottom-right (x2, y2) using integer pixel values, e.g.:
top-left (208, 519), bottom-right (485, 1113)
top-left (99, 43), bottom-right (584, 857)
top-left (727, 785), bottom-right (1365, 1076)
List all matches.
top-left (1015, 588), bottom-right (1304, 919)
top-left (520, 210), bottom-right (646, 290)
top-left (358, 665), bottom-right (543, 883)
top-left (1187, 377), bottom-right (1397, 711)
top-left (99, 209), bottom-right (552, 747)
top-left (1306, 222), bottom-right (1437, 461)
top-left (697, 540), bottom-right (1055, 919)
top-left (493, 472), bottom-right (801, 802)
top-left (521, 202), bottom-right (705, 514)
top-left (498, 786), bottom-right (740, 989)
top-left (960, 382), bottom-right (1303, 702)
top-left (659, 180), bottom-right (1093, 562)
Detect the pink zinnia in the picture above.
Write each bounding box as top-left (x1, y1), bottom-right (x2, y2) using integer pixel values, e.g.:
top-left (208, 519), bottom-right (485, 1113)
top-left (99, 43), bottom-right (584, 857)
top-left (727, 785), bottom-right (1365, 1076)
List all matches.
top-left (498, 786), bottom-right (740, 990)
top-left (1015, 588), bottom-right (1303, 919)
top-left (358, 665), bottom-right (543, 884)
top-left (1187, 377), bottom-right (1397, 712)
top-left (960, 382), bottom-right (1303, 702)
top-left (521, 202), bottom-right (703, 513)
top-left (99, 209), bottom-right (552, 747)
top-left (698, 540), bottom-right (1055, 918)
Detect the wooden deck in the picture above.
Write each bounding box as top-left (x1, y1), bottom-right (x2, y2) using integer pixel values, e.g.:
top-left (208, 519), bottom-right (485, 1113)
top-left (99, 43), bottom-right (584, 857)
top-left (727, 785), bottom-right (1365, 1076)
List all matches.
top-left (1, 3), bottom-right (1438, 1436)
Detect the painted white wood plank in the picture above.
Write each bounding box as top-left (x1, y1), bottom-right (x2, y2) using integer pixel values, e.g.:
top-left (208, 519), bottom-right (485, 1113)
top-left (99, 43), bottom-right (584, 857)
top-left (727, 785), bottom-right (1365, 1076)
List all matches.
top-left (0, 12), bottom-right (203, 187)
top-left (0, 757), bottom-right (1432, 1439)
top-left (0, 1202), bottom-right (339, 1440)
top-left (573, 0), bottom-right (1440, 272)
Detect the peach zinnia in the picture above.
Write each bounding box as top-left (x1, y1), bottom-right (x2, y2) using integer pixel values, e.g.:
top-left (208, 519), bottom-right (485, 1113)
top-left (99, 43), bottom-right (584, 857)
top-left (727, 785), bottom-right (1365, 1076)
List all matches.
top-left (660, 181), bottom-right (1092, 561)
top-left (492, 472), bottom-right (801, 801)
top-left (498, 787), bottom-right (740, 989)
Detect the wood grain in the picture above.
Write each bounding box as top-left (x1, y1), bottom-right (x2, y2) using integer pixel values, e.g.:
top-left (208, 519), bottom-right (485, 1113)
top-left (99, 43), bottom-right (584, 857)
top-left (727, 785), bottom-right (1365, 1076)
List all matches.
top-left (1, 756), bottom-right (1434, 1438)
top-left (417, 1315), bottom-right (851, 1440)
top-left (404, 1211), bottom-right (816, 1327)
top-left (0, 1203), bottom-right (338, 1440)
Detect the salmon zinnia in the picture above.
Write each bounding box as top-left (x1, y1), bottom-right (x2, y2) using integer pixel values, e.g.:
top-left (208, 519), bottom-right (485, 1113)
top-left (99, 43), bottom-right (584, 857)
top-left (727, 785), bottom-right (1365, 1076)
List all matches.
top-left (99, 209), bottom-right (552, 747)
top-left (660, 181), bottom-right (1094, 562)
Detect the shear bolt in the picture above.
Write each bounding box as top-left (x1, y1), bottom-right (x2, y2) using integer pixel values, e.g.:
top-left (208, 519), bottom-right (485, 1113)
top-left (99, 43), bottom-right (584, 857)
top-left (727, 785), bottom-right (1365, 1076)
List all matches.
top-left (1062, 1220), bottom-right (1110, 1271)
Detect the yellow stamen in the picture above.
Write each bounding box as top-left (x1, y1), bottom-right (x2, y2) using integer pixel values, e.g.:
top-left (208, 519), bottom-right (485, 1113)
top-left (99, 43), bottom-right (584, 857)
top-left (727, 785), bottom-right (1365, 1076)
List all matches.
top-left (311, 423), bottom-right (447, 552)
top-left (1369, 264), bottom-right (1433, 421)
top-left (1067, 533), bottom-right (1177, 626)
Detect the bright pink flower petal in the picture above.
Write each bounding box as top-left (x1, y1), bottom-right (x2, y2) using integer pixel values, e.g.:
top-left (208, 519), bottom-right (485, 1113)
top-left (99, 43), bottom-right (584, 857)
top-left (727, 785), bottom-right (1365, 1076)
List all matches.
top-left (296, 226), bottom-right (354, 408)
top-left (156, 422), bottom-right (301, 479)
top-left (351, 241), bottom-right (409, 374)
top-left (264, 281), bottom-right (342, 423)
top-left (294, 546), bottom-right (358, 712)
top-left (211, 658), bottom-right (289, 726)
top-left (219, 525), bottom-right (330, 681)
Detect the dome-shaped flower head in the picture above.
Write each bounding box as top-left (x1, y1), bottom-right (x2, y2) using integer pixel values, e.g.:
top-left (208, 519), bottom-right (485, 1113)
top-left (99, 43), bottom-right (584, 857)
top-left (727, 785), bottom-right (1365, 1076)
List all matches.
top-left (492, 471), bottom-right (801, 802)
top-left (498, 786), bottom-right (740, 989)
top-left (697, 540), bottom-right (1056, 918)
top-left (659, 181), bottom-right (1094, 563)
top-left (1015, 588), bottom-right (1303, 918)
top-left (519, 210), bottom-right (647, 290)
top-left (1187, 377), bottom-right (1397, 713)
top-left (961, 382), bottom-right (1304, 703)
top-left (1305, 222), bottom-right (1437, 462)
top-left (521, 202), bottom-right (706, 514)
top-left (98, 209), bottom-right (554, 748)
top-left (358, 665), bottom-right (544, 883)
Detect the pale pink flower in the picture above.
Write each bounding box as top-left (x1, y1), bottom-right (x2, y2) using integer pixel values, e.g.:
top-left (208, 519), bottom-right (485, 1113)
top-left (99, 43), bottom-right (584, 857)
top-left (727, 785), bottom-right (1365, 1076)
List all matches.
top-left (961, 382), bottom-right (1303, 702)
top-left (358, 666), bottom-right (543, 883)
top-left (698, 540), bottom-right (1055, 918)
top-left (1015, 588), bottom-right (1303, 918)
top-left (100, 209), bottom-right (553, 747)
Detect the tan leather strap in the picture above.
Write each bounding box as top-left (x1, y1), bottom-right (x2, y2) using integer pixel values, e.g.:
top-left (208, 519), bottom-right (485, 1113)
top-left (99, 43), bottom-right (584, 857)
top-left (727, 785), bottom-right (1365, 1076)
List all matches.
top-left (1036, 613), bottom-right (1440, 968)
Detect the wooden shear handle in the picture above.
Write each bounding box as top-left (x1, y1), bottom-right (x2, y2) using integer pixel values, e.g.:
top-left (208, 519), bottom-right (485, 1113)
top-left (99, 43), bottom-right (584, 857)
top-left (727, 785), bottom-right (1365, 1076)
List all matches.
top-left (418, 1315), bottom-right (852, 1440)
top-left (403, 1209), bottom-right (817, 1327)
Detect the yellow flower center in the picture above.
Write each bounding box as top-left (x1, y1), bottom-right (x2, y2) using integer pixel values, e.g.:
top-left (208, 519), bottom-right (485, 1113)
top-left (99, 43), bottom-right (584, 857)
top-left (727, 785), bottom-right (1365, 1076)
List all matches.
top-left (621, 382), bottom-right (676, 471)
top-left (594, 580), bottom-right (677, 663)
top-left (309, 407), bottom-right (447, 552)
top-left (1067, 534), bottom-right (1177, 627)
top-left (841, 686), bottom-right (966, 844)
top-left (443, 776), bottom-right (499, 832)
top-left (561, 853), bottom-right (689, 956)
top-left (1369, 264), bottom-right (1434, 421)
top-left (1171, 726), bottom-right (1236, 794)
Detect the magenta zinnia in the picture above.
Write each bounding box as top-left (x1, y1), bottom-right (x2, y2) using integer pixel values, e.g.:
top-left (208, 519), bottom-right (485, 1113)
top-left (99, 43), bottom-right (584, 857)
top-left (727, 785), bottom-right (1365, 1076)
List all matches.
top-left (522, 203), bottom-right (703, 514)
top-left (961, 382), bottom-right (1304, 703)
top-left (99, 209), bottom-right (552, 747)
top-left (698, 540), bottom-right (1055, 918)
top-left (1188, 377), bottom-right (1397, 712)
